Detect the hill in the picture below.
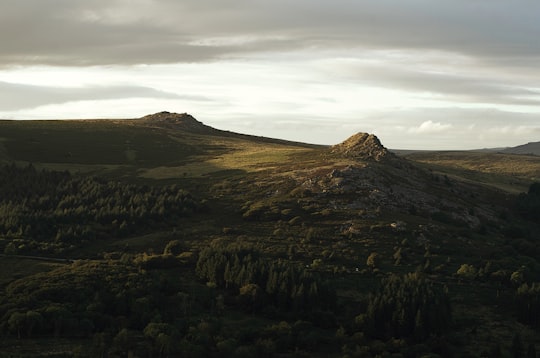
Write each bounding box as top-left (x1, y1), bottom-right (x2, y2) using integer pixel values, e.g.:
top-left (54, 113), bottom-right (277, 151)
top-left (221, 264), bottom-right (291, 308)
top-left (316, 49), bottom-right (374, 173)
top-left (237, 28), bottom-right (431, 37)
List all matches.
top-left (0, 113), bottom-right (539, 356)
top-left (503, 141), bottom-right (540, 156)
top-left (0, 112), bottom-right (319, 179)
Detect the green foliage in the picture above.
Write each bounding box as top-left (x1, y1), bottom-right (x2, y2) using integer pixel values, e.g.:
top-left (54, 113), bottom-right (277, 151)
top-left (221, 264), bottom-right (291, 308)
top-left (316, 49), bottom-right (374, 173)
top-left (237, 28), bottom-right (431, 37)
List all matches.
top-left (144, 322), bottom-right (179, 356)
top-left (163, 239), bottom-right (185, 256)
top-left (515, 282), bottom-right (540, 328)
top-left (393, 247), bottom-right (404, 265)
top-left (360, 273), bottom-right (452, 341)
top-left (0, 260), bottom-right (192, 340)
top-left (196, 241), bottom-right (336, 313)
top-left (366, 252), bottom-right (380, 270)
top-left (527, 343), bottom-right (537, 358)
top-left (517, 182), bottom-right (540, 220)
top-left (511, 332), bottom-right (524, 358)
top-left (456, 264), bottom-right (477, 280)
top-left (0, 164), bottom-right (199, 254)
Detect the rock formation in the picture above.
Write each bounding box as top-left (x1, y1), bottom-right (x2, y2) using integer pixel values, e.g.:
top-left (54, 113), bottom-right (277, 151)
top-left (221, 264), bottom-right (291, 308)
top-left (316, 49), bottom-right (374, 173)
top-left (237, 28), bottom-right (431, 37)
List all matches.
top-left (331, 132), bottom-right (393, 162)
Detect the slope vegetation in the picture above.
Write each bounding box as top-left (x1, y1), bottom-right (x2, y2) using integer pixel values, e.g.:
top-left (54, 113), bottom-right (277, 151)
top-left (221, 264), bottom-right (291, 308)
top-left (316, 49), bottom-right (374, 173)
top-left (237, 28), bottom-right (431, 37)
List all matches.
top-left (1, 113), bottom-right (539, 356)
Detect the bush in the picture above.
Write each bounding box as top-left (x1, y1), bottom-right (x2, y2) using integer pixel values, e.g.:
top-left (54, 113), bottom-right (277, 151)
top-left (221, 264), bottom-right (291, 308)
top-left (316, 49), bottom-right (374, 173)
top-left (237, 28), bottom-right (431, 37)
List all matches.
top-left (456, 264), bottom-right (477, 280)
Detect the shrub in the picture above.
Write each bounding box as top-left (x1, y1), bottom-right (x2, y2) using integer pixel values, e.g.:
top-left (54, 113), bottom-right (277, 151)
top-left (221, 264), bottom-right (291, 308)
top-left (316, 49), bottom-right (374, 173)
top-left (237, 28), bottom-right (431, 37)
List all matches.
top-left (456, 264), bottom-right (477, 279)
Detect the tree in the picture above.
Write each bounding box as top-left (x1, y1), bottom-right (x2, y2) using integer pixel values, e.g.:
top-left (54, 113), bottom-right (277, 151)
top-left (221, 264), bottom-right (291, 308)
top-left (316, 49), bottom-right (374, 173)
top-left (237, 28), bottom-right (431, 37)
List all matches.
top-left (112, 328), bottom-right (137, 357)
top-left (163, 239), bottom-right (184, 256)
top-left (393, 247), bottom-right (403, 265)
top-left (8, 312), bottom-right (26, 339)
top-left (515, 283), bottom-right (540, 328)
top-left (156, 333), bottom-right (174, 357)
top-left (366, 252), bottom-right (379, 270)
top-left (517, 182), bottom-right (540, 220)
top-left (361, 273), bottom-right (451, 341)
top-left (25, 311), bottom-right (43, 337)
top-left (144, 323), bottom-right (177, 357)
top-left (527, 343), bottom-right (536, 358)
top-left (92, 332), bottom-right (112, 358)
top-left (511, 271), bottom-right (525, 286)
top-left (511, 333), bottom-right (524, 358)
top-left (456, 264), bottom-right (477, 280)
top-left (239, 283), bottom-right (263, 312)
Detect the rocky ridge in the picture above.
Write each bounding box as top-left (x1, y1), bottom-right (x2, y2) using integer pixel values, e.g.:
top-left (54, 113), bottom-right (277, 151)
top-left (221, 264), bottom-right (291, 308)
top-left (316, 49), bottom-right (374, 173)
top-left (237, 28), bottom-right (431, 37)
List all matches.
top-left (140, 111), bottom-right (215, 133)
top-left (331, 132), bottom-right (394, 162)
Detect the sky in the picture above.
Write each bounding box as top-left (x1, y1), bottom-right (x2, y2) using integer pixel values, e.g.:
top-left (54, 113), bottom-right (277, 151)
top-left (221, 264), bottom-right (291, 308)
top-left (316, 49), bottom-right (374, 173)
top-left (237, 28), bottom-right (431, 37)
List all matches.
top-left (1, 1), bottom-right (540, 149)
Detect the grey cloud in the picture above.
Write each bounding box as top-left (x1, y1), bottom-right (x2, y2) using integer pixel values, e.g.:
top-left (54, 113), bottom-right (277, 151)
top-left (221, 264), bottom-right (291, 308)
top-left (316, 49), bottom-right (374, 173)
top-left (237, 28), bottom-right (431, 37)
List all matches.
top-left (2, 0), bottom-right (540, 67)
top-left (340, 65), bottom-right (540, 107)
top-left (0, 81), bottom-right (194, 110)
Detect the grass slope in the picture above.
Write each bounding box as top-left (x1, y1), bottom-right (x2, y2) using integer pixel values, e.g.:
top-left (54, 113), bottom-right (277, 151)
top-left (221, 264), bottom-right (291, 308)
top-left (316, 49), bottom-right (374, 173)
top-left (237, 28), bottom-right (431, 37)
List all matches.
top-left (0, 116), bottom-right (319, 179)
top-left (402, 150), bottom-right (540, 193)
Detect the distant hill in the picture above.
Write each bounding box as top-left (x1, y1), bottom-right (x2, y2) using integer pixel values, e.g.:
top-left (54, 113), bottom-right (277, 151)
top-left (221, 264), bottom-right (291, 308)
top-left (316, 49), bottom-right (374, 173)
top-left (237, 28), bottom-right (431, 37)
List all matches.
top-left (502, 141), bottom-right (540, 155)
top-left (0, 112), bottom-right (320, 174)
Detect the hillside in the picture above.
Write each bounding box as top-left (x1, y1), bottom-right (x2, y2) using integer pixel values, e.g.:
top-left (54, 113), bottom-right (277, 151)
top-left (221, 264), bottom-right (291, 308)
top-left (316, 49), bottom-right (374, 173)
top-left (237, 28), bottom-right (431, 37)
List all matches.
top-left (401, 150), bottom-right (540, 194)
top-left (1, 113), bottom-right (540, 357)
top-left (0, 112), bottom-right (319, 179)
top-left (503, 141), bottom-right (540, 156)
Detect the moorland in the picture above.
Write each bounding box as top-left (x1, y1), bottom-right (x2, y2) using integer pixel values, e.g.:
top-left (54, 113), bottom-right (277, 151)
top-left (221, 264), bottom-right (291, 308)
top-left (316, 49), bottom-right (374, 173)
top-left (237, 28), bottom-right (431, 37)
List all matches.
top-left (0, 112), bottom-right (539, 357)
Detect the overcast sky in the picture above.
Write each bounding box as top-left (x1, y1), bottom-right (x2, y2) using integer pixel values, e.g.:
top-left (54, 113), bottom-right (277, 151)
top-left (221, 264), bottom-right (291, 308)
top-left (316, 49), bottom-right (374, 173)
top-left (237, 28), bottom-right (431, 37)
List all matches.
top-left (1, 0), bottom-right (539, 149)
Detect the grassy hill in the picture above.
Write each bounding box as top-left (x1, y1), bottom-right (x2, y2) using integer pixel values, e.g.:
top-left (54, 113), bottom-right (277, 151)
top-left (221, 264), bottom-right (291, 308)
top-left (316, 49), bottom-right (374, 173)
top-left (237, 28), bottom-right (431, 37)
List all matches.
top-left (1, 113), bottom-right (539, 357)
top-left (0, 112), bottom-right (319, 178)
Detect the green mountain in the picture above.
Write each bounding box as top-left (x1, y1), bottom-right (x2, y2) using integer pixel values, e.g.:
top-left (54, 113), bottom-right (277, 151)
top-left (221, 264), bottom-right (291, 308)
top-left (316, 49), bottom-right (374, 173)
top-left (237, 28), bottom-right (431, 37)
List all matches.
top-left (0, 112), bottom-right (539, 357)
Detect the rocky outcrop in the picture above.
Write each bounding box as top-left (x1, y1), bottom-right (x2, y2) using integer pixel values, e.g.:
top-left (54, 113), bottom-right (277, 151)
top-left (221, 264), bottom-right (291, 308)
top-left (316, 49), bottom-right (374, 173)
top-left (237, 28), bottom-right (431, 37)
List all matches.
top-left (141, 112), bottom-right (214, 133)
top-left (331, 133), bottom-right (393, 162)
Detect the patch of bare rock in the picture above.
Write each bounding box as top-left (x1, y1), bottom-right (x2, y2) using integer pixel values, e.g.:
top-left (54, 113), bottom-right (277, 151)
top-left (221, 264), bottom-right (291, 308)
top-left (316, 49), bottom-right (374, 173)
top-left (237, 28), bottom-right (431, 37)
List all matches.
top-left (331, 132), bottom-right (394, 162)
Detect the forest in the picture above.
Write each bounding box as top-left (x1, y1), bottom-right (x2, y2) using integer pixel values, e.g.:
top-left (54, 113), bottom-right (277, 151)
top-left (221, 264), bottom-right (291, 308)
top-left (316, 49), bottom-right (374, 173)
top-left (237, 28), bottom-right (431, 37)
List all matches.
top-left (0, 164), bottom-right (200, 255)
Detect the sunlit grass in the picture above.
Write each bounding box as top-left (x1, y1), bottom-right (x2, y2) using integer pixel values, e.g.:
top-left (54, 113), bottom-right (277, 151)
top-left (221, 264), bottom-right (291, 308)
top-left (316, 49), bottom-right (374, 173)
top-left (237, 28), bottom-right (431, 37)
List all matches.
top-left (140, 142), bottom-right (313, 179)
top-left (405, 151), bottom-right (540, 193)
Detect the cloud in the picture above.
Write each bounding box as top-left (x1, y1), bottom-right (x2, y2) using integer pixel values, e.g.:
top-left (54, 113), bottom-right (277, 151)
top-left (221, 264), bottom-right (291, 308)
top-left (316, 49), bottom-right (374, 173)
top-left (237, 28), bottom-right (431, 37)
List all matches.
top-left (1, 0), bottom-right (540, 67)
top-left (0, 81), bottom-right (189, 110)
top-left (488, 125), bottom-right (540, 136)
top-left (318, 58), bottom-right (540, 108)
top-left (409, 120), bottom-right (453, 134)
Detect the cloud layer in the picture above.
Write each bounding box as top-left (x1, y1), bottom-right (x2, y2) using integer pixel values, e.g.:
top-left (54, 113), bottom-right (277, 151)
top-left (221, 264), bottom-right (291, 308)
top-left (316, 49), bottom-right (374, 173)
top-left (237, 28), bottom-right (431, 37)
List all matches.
top-left (1, 1), bottom-right (539, 149)
top-left (0, 81), bottom-right (185, 110)
top-left (2, 1), bottom-right (540, 67)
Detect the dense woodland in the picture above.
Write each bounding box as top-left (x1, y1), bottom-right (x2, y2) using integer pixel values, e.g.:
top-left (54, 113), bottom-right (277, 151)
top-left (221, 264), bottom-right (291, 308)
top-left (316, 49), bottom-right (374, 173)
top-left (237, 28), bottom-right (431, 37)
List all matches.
top-left (0, 164), bottom-right (199, 255)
